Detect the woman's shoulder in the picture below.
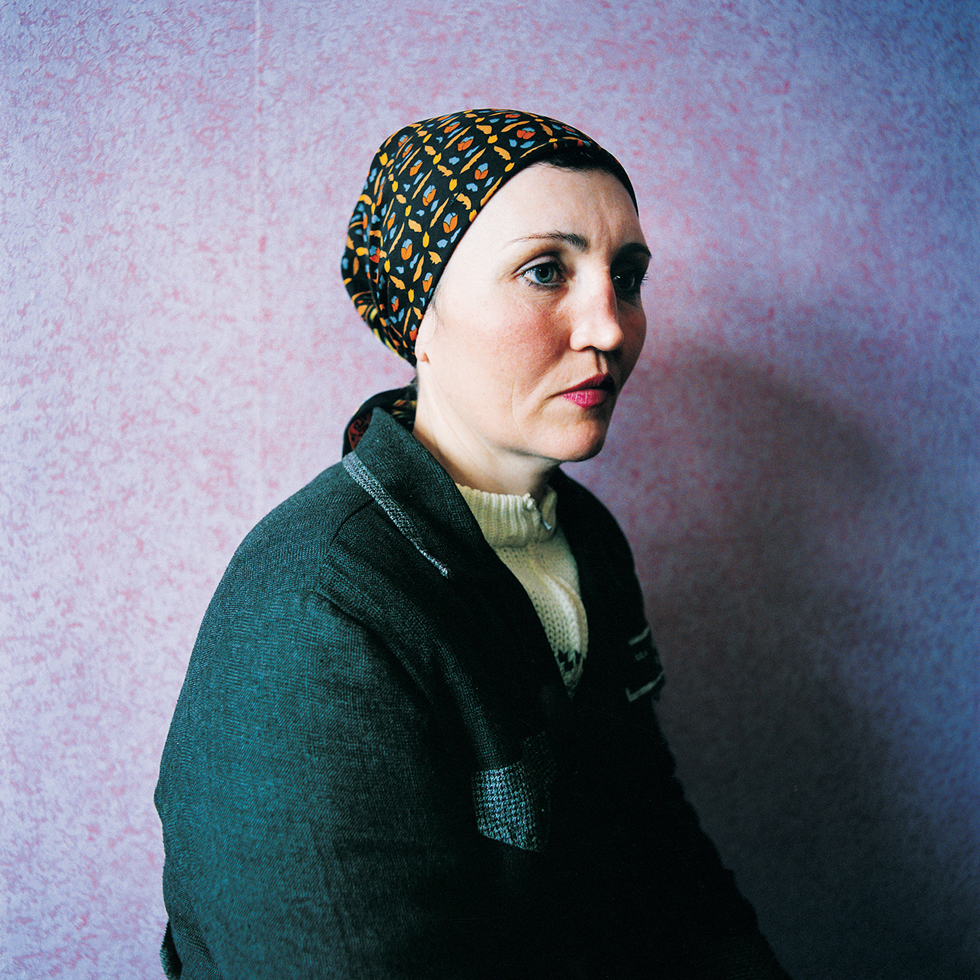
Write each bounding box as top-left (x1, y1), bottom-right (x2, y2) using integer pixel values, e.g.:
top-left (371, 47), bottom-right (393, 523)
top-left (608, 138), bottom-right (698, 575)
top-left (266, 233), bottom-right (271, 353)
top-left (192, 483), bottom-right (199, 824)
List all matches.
top-left (211, 409), bottom-right (482, 610)
top-left (550, 469), bottom-right (633, 556)
top-left (236, 457), bottom-right (366, 563)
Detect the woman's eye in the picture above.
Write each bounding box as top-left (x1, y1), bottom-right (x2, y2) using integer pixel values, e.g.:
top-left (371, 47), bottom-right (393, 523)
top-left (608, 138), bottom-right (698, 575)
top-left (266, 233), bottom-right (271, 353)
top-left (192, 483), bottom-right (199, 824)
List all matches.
top-left (613, 266), bottom-right (647, 297)
top-left (522, 262), bottom-right (562, 286)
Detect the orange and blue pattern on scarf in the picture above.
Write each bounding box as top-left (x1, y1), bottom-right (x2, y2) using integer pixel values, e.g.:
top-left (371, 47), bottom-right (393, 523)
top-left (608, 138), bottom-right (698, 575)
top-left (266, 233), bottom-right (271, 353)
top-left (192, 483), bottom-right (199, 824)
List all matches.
top-left (341, 108), bottom-right (635, 365)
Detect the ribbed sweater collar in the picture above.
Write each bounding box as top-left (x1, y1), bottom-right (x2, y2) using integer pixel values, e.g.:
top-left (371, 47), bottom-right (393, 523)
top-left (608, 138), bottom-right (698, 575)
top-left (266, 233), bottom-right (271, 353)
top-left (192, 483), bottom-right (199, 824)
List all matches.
top-left (456, 485), bottom-right (558, 548)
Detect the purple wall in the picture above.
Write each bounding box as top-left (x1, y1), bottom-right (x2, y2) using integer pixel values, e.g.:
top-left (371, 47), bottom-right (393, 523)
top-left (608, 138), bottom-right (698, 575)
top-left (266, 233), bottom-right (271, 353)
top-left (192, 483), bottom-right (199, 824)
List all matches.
top-left (3, 2), bottom-right (976, 977)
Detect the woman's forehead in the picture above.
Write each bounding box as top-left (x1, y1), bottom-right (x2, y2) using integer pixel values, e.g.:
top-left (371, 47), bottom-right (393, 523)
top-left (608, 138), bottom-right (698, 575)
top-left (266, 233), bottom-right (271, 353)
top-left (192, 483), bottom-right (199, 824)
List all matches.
top-left (468, 164), bottom-right (645, 248)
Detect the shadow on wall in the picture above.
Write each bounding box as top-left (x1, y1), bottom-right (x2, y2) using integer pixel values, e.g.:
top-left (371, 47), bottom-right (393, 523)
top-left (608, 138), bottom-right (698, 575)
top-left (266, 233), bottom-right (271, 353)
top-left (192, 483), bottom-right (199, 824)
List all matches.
top-left (606, 345), bottom-right (978, 980)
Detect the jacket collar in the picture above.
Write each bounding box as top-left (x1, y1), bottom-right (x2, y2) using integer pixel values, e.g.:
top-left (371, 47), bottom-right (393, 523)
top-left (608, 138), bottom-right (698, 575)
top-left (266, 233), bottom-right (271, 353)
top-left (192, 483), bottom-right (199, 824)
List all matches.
top-left (345, 406), bottom-right (493, 578)
top-left (344, 398), bottom-right (606, 608)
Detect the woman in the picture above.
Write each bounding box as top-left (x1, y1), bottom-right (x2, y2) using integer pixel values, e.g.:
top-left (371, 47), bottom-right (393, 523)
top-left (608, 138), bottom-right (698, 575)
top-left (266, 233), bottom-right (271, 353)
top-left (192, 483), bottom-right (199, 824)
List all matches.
top-left (156, 108), bottom-right (790, 979)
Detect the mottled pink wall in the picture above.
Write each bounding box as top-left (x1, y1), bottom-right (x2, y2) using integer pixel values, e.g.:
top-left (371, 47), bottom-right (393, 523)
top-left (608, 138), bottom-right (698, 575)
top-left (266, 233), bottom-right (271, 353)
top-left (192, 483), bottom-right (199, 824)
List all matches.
top-left (2, 2), bottom-right (976, 978)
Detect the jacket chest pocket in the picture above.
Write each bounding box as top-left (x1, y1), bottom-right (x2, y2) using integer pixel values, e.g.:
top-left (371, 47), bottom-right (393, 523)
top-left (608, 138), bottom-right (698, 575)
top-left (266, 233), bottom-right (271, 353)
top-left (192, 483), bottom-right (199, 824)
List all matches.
top-left (470, 733), bottom-right (556, 852)
top-left (625, 625), bottom-right (665, 703)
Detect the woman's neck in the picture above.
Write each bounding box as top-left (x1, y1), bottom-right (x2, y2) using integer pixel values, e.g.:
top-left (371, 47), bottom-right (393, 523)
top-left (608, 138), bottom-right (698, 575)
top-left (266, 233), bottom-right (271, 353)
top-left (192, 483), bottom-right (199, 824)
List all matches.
top-left (412, 405), bottom-right (556, 503)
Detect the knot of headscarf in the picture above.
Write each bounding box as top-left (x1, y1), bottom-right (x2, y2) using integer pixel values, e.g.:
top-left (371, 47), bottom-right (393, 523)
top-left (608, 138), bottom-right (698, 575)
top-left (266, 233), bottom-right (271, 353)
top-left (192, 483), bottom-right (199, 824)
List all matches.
top-left (341, 108), bottom-right (635, 365)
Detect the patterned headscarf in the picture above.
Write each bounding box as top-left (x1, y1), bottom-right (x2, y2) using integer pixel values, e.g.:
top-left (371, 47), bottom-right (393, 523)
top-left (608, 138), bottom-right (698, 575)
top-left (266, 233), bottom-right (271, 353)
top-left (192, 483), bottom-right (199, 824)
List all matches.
top-left (342, 108), bottom-right (636, 365)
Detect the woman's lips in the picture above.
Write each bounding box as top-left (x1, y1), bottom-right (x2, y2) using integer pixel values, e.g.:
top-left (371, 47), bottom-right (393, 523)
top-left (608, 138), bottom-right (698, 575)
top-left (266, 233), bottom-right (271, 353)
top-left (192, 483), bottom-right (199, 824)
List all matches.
top-left (562, 388), bottom-right (610, 407)
top-left (560, 375), bottom-right (615, 408)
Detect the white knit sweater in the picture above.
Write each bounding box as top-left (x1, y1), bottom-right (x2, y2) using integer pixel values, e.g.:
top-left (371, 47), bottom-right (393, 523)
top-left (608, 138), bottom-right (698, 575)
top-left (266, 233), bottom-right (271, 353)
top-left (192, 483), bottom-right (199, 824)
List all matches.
top-left (457, 484), bottom-right (588, 693)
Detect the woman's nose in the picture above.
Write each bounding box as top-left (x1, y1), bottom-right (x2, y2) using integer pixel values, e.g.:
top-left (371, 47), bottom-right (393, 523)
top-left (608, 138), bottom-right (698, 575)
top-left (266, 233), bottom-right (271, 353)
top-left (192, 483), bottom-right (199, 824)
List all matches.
top-left (568, 276), bottom-right (625, 353)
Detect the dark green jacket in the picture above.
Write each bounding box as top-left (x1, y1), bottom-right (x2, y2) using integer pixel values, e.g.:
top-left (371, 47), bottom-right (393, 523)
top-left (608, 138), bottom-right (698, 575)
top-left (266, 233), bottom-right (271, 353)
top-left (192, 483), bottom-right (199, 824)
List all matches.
top-left (156, 406), bottom-right (788, 979)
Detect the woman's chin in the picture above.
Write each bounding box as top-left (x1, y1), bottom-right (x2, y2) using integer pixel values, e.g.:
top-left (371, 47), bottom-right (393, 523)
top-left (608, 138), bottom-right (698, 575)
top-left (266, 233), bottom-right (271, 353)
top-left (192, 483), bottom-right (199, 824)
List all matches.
top-left (546, 426), bottom-right (611, 465)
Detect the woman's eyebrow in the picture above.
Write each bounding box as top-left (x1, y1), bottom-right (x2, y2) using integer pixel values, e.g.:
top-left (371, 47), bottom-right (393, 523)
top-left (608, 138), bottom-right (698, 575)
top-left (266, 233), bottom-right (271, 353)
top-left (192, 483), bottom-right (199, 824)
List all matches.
top-left (618, 242), bottom-right (652, 260)
top-left (508, 231), bottom-right (589, 249)
top-left (508, 231), bottom-right (651, 260)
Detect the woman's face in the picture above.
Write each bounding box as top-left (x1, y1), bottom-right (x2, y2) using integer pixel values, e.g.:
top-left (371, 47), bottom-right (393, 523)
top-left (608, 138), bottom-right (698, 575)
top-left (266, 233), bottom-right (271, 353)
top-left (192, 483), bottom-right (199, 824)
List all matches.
top-left (413, 163), bottom-right (649, 494)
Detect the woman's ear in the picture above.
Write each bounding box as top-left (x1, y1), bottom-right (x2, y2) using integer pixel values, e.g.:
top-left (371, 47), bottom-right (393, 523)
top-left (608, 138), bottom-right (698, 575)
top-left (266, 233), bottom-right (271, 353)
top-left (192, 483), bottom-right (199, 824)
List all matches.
top-left (414, 306), bottom-right (437, 364)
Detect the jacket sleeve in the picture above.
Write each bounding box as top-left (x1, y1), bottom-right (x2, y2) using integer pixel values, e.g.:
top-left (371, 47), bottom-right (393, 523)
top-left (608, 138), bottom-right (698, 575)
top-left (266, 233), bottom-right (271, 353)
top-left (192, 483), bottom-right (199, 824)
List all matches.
top-left (611, 700), bottom-right (791, 979)
top-left (553, 474), bottom-right (791, 979)
top-left (155, 582), bottom-right (495, 980)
